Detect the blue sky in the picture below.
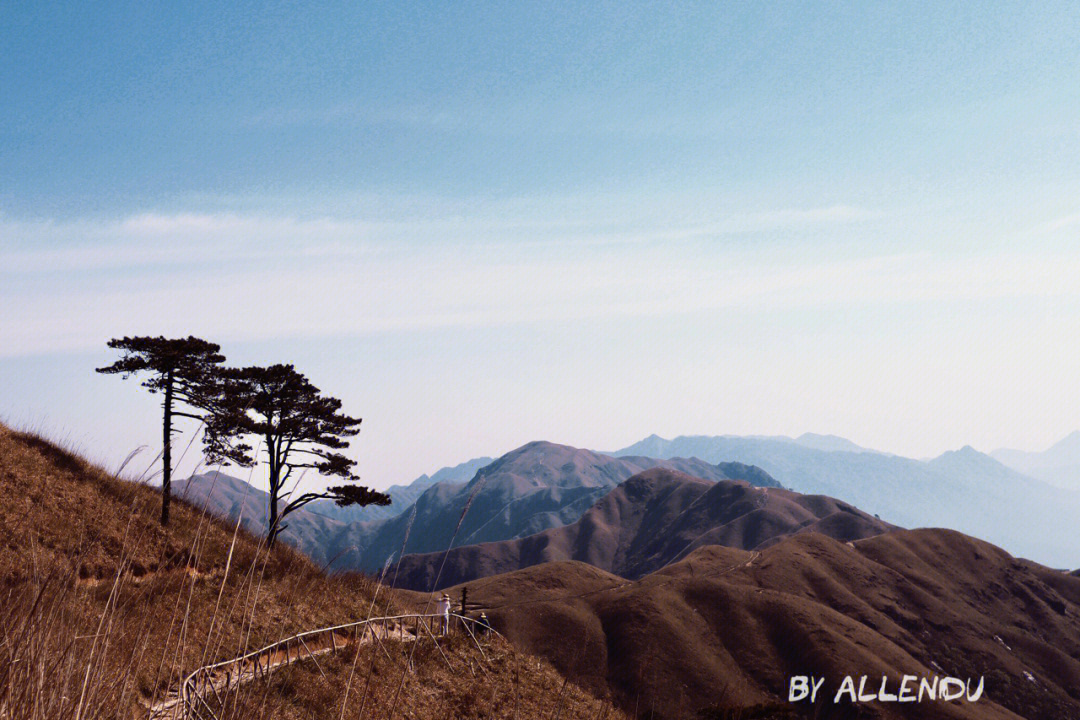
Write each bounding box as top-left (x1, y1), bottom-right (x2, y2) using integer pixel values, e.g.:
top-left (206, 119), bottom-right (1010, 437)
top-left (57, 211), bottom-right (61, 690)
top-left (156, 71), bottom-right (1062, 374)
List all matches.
top-left (3, 3), bottom-right (1080, 489)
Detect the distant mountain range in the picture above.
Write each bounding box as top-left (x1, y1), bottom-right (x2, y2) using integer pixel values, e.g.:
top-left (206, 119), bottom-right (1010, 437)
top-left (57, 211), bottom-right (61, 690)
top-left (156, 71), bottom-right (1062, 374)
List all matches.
top-left (178, 442), bottom-right (779, 573)
top-left (307, 456), bottom-right (493, 523)
top-left (173, 471), bottom-right (350, 568)
top-left (613, 434), bottom-right (1080, 568)
top-left (392, 466), bottom-right (892, 591)
top-left (993, 431), bottom-right (1080, 491)
top-left (333, 442), bottom-right (781, 572)
top-left (623, 431), bottom-right (881, 456)
top-left (790, 431), bottom-right (881, 453)
top-left (179, 432), bottom-right (1080, 574)
top-left (174, 457), bottom-right (492, 567)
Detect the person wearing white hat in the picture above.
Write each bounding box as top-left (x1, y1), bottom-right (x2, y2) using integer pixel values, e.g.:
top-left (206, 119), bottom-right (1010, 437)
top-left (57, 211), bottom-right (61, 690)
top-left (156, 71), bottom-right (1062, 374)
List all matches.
top-left (437, 593), bottom-right (452, 635)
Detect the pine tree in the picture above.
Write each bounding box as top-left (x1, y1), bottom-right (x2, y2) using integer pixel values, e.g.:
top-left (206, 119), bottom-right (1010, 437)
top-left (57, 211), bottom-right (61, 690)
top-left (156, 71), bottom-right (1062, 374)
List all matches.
top-left (97, 336), bottom-right (225, 525)
top-left (202, 363), bottom-right (389, 546)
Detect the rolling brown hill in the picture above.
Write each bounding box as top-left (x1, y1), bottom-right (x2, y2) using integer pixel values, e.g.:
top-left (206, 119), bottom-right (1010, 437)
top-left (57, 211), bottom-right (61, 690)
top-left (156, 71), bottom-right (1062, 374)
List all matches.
top-left (419, 529), bottom-right (1080, 720)
top-left (0, 424), bottom-right (625, 720)
top-left (392, 467), bottom-right (891, 591)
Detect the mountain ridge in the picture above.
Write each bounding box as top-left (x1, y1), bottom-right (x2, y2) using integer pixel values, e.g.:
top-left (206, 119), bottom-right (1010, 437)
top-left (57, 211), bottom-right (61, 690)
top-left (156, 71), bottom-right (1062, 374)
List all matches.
top-left (334, 441), bottom-right (782, 572)
top-left (391, 466), bottom-right (892, 591)
top-left (613, 433), bottom-right (1080, 567)
top-left (307, 455), bottom-right (493, 523)
top-left (992, 431), bottom-right (1080, 492)
top-left (175, 442), bottom-right (780, 573)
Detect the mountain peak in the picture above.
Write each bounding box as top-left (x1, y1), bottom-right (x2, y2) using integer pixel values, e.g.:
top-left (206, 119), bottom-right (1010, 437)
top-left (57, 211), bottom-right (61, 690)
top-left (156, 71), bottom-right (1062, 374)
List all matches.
top-left (930, 445), bottom-right (988, 464)
top-left (494, 440), bottom-right (591, 467)
top-left (926, 446), bottom-right (1032, 486)
top-left (611, 434), bottom-right (671, 457)
top-left (516, 440), bottom-right (574, 453)
top-left (1047, 430), bottom-right (1080, 453)
top-left (793, 433), bottom-right (867, 453)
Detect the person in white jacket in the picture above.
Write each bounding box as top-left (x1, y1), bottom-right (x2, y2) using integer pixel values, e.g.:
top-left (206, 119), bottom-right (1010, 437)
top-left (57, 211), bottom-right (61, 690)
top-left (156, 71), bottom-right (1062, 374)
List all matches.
top-left (437, 593), bottom-right (452, 635)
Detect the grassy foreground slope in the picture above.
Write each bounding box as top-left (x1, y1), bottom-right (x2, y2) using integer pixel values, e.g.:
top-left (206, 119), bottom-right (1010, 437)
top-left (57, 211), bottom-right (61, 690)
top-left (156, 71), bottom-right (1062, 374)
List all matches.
top-left (0, 424), bottom-right (624, 720)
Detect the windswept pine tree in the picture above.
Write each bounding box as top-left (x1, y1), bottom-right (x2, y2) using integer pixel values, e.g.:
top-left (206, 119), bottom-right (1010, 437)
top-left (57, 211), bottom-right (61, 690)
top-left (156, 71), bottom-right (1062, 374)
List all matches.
top-left (96, 335), bottom-right (225, 525)
top-left (203, 363), bottom-right (390, 547)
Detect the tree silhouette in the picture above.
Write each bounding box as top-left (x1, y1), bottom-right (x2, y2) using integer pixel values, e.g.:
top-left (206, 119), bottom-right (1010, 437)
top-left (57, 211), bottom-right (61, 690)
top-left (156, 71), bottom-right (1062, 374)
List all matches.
top-left (202, 363), bottom-right (389, 547)
top-left (97, 336), bottom-right (225, 525)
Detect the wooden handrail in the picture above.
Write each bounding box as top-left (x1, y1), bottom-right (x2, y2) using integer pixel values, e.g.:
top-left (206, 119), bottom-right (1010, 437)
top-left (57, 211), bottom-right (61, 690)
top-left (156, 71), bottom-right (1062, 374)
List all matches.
top-left (167, 612), bottom-right (500, 719)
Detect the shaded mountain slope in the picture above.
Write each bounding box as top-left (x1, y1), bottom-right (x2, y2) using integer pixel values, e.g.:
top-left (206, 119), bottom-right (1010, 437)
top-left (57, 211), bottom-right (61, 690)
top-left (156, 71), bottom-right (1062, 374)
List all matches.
top-left (614, 434), bottom-right (1080, 568)
top-left (328, 441), bottom-right (780, 571)
top-left (307, 456), bottom-right (494, 523)
top-left (392, 467), bottom-right (891, 591)
top-left (173, 444), bottom-right (777, 573)
top-left (432, 529), bottom-right (1080, 719)
top-left (173, 471), bottom-right (357, 568)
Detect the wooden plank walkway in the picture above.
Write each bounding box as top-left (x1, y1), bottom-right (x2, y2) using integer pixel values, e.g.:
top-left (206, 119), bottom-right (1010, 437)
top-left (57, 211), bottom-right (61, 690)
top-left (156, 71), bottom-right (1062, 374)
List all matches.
top-left (147, 613), bottom-right (496, 720)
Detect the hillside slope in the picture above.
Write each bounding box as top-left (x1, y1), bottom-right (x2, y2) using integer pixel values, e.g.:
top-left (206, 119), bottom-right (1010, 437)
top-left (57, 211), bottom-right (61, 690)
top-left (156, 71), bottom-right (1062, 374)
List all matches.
top-left (439, 529), bottom-right (1080, 719)
top-left (0, 425), bottom-right (624, 720)
top-left (393, 467), bottom-right (891, 590)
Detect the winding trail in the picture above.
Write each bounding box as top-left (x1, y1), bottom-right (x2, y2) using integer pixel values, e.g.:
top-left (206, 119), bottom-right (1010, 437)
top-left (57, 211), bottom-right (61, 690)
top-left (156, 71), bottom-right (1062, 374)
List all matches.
top-left (148, 612), bottom-right (494, 720)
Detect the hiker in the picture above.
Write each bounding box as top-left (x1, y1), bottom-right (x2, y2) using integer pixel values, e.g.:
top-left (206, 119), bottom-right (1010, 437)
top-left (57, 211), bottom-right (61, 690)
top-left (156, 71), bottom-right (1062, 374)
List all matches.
top-left (437, 593), bottom-right (452, 635)
top-left (477, 612), bottom-right (492, 638)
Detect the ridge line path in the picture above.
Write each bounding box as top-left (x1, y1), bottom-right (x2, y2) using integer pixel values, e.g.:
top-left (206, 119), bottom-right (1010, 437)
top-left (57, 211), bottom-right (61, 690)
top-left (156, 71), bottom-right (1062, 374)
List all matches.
top-left (474, 551), bottom-right (762, 613)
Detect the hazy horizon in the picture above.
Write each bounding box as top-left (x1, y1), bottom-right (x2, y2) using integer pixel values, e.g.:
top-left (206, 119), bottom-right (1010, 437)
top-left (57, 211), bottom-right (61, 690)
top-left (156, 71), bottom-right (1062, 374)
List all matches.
top-left (2, 403), bottom-right (1077, 493)
top-left (4, 3), bottom-right (1080, 491)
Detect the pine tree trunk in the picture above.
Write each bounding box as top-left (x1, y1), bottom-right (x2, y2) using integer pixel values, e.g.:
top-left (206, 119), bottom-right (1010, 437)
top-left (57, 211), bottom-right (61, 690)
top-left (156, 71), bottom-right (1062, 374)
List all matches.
top-left (267, 435), bottom-right (279, 548)
top-left (268, 495), bottom-right (279, 548)
top-left (161, 368), bottom-right (174, 526)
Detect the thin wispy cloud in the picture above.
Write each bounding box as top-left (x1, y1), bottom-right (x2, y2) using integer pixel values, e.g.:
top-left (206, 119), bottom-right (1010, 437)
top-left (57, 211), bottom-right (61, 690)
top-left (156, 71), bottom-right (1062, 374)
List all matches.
top-left (1, 198), bottom-right (870, 273)
top-left (1029, 211), bottom-right (1080, 236)
top-left (3, 204), bottom-right (1078, 358)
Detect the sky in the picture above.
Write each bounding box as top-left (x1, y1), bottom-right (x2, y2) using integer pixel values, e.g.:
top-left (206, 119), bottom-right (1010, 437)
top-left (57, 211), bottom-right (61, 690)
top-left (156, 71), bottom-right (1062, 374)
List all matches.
top-left (2, 2), bottom-right (1080, 491)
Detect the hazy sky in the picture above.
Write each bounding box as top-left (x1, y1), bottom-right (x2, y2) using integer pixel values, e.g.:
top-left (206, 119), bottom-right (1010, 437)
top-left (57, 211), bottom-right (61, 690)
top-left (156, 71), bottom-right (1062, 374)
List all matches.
top-left (3, 3), bottom-right (1080, 490)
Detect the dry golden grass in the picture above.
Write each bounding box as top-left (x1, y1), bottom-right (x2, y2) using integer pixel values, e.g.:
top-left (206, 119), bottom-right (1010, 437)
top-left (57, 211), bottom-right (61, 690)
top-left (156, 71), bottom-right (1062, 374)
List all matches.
top-left (0, 424), bottom-right (625, 720)
top-left (221, 634), bottom-right (622, 720)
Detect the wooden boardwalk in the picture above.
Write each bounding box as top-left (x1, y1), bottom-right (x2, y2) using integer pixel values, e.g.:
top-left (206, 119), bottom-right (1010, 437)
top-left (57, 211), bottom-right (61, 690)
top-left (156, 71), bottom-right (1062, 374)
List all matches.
top-left (148, 612), bottom-right (495, 720)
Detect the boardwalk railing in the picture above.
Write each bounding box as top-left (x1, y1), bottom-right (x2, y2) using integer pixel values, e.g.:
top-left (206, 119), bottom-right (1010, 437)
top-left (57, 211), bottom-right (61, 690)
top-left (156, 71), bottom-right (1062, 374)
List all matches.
top-left (160, 612), bottom-right (498, 720)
